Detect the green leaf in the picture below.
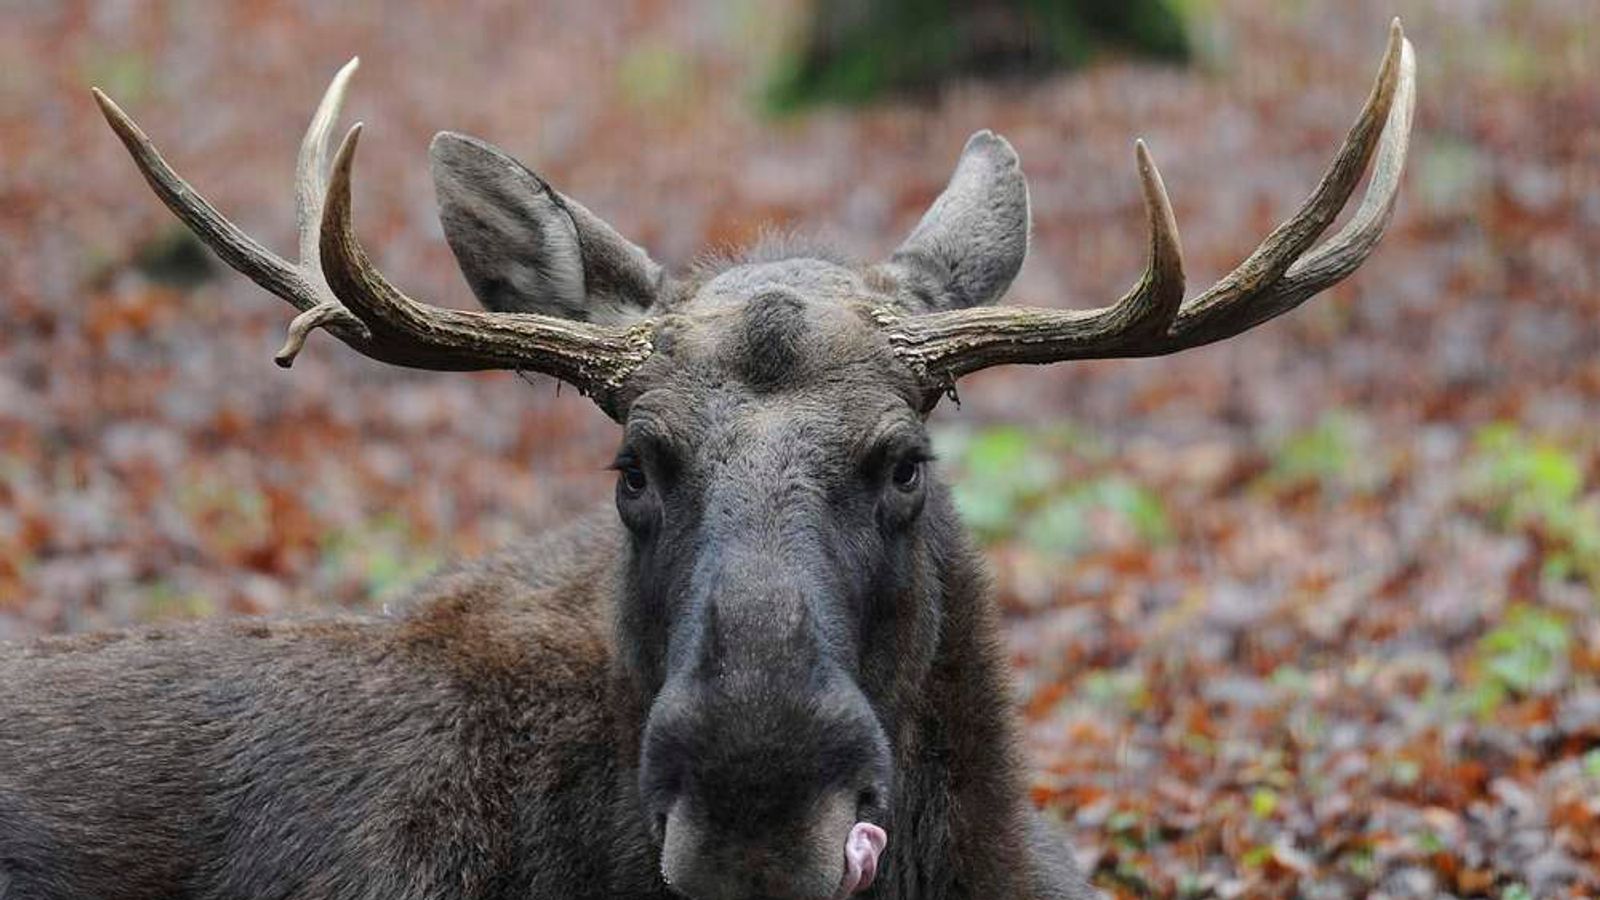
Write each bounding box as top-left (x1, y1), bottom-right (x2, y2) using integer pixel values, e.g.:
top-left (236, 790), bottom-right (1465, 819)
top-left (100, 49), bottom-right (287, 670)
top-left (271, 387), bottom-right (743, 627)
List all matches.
top-left (1021, 493), bottom-right (1092, 555)
top-left (618, 41), bottom-right (693, 108)
top-left (1262, 411), bottom-right (1380, 495)
top-left (1475, 604), bottom-right (1572, 697)
top-left (936, 425), bottom-right (1060, 540)
top-left (1241, 844), bottom-right (1274, 868)
top-left (1250, 787), bottom-right (1278, 819)
top-left (1087, 478), bottom-right (1172, 543)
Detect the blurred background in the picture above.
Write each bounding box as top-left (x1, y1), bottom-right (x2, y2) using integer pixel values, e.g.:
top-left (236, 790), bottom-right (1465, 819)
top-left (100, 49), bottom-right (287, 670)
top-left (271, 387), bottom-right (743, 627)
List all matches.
top-left (2, 0), bottom-right (1597, 895)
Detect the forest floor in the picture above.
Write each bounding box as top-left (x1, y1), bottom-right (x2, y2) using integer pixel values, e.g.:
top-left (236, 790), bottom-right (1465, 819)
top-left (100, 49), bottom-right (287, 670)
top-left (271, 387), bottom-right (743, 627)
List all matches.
top-left (2, 1), bottom-right (1597, 896)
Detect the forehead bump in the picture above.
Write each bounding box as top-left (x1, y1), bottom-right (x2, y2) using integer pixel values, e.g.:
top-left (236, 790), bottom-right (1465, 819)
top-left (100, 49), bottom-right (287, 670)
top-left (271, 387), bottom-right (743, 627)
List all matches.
top-left (739, 289), bottom-right (811, 389)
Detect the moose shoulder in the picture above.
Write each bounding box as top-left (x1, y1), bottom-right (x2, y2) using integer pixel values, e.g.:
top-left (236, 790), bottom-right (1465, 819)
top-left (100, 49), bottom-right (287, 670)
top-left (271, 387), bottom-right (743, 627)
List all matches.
top-left (1, 22), bottom-right (1414, 900)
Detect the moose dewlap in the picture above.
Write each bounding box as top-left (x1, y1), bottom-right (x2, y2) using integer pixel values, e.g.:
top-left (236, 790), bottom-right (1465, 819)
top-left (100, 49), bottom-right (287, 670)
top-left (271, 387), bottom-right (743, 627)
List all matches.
top-left (0, 20), bottom-right (1414, 900)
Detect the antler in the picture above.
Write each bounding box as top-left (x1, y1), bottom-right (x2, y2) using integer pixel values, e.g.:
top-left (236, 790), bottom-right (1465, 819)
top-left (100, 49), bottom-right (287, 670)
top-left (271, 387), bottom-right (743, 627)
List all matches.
top-left (93, 60), bottom-right (654, 413)
top-left (94, 60), bottom-right (369, 367)
top-left (880, 19), bottom-right (1416, 384)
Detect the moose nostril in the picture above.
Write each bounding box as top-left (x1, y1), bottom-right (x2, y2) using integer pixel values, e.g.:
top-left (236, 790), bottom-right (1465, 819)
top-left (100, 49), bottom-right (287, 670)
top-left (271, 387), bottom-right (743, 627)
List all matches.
top-left (857, 787), bottom-right (880, 812)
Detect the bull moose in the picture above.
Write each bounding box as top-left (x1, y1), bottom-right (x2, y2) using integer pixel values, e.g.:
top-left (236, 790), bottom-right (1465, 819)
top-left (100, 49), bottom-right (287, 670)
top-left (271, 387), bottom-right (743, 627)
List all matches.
top-left (0, 21), bottom-right (1414, 900)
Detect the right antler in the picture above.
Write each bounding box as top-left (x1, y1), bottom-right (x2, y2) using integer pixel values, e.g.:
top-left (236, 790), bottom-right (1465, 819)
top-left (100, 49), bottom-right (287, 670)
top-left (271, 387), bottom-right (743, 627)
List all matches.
top-left (880, 19), bottom-right (1416, 386)
top-left (93, 61), bottom-right (655, 413)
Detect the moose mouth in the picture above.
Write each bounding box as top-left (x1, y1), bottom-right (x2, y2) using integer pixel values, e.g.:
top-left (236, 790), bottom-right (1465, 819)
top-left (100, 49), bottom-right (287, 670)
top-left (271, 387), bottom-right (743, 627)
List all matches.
top-left (659, 797), bottom-right (888, 900)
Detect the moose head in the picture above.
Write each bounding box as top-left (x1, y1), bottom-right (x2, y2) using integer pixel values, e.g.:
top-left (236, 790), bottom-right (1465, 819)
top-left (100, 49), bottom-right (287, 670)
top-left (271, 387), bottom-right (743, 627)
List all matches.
top-left (94, 21), bottom-right (1413, 900)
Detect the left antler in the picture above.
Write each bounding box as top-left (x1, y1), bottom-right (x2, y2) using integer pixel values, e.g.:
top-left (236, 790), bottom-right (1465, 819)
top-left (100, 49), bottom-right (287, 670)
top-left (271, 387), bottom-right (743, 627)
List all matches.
top-left (94, 59), bottom-right (656, 415)
top-left (94, 59), bottom-right (371, 367)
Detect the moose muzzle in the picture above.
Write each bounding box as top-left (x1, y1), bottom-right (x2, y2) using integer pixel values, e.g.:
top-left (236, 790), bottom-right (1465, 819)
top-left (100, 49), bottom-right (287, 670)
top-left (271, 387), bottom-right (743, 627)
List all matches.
top-left (660, 789), bottom-right (887, 900)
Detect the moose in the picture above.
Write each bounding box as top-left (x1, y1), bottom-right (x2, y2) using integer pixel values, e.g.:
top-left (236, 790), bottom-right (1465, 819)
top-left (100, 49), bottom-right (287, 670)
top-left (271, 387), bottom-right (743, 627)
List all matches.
top-left (0, 21), bottom-right (1414, 900)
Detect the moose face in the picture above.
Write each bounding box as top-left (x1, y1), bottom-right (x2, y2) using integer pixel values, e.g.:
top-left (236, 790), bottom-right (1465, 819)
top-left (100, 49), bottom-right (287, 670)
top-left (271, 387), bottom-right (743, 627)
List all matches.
top-left (614, 267), bottom-right (937, 899)
top-left (95, 22), bottom-right (1413, 900)
top-left (422, 128), bottom-right (1046, 897)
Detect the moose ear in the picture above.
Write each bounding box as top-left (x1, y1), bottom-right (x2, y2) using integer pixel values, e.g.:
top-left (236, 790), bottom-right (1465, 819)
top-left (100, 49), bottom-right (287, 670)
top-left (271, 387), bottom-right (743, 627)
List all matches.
top-left (430, 132), bottom-right (663, 324)
top-left (883, 131), bottom-right (1030, 312)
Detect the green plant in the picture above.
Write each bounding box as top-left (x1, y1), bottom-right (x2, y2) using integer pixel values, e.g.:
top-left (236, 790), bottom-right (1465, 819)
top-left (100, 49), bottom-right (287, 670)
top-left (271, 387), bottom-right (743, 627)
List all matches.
top-left (937, 425), bottom-right (1061, 540)
top-left (617, 40), bottom-right (694, 109)
top-left (1021, 477), bottom-right (1170, 555)
top-left (319, 514), bottom-right (441, 606)
top-left (934, 424), bottom-right (1169, 558)
top-left (1261, 411), bottom-right (1379, 495)
top-left (1466, 603), bottom-right (1573, 715)
top-left (1249, 786), bottom-right (1278, 819)
top-left (1465, 423), bottom-right (1600, 591)
top-left (136, 581), bottom-right (216, 623)
top-left (1469, 424), bottom-right (1583, 520)
top-left (1079, 667), bottom-right (1151, 711)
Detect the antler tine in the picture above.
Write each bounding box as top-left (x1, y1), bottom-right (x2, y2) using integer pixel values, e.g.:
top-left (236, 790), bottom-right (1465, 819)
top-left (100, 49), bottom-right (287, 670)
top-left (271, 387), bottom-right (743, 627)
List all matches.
top-left (94, 88), bottom-right (309, 311)
top-left (1108, 139), bottom-right (1187, 338)
top-left (276, 57), bottom-right (369, 366)
top-left (295, 57), bottom-right (360, 274)
top-left (1255, 34), bottom-right (1416, 312)
top-left (1166, 33), bottom-right (1417, 342)
top-left (318, 126), bottom-right (656, 409)
top-left (93, 62), bottom-right (372, 368)
top-left (1167, 18), bottom-right (1409, 345)
top-left (881, 21), bottom-right (1415, 383)
top-left (1171, 19), bottom-right (1405, 336)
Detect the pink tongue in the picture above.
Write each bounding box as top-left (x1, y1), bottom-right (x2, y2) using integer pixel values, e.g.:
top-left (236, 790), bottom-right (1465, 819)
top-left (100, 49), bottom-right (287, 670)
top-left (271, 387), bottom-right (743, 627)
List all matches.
top-left (835, 822), bottom-right (888, 897)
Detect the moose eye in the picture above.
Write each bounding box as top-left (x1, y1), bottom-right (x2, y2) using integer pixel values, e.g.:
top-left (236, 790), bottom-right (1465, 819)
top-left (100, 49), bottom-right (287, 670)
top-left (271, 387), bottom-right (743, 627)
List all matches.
top-left (618, 464), bottom-right (649, 498)
top-left (890, 458), bottom-right (922, 492)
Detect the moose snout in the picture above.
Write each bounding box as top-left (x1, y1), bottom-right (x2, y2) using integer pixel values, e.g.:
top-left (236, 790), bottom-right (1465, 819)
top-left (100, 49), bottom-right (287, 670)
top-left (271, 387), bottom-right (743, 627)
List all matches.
top-left (660, 790), bottom-right (887, 900)
top-left (642, 675), bottom-right (892, 900)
